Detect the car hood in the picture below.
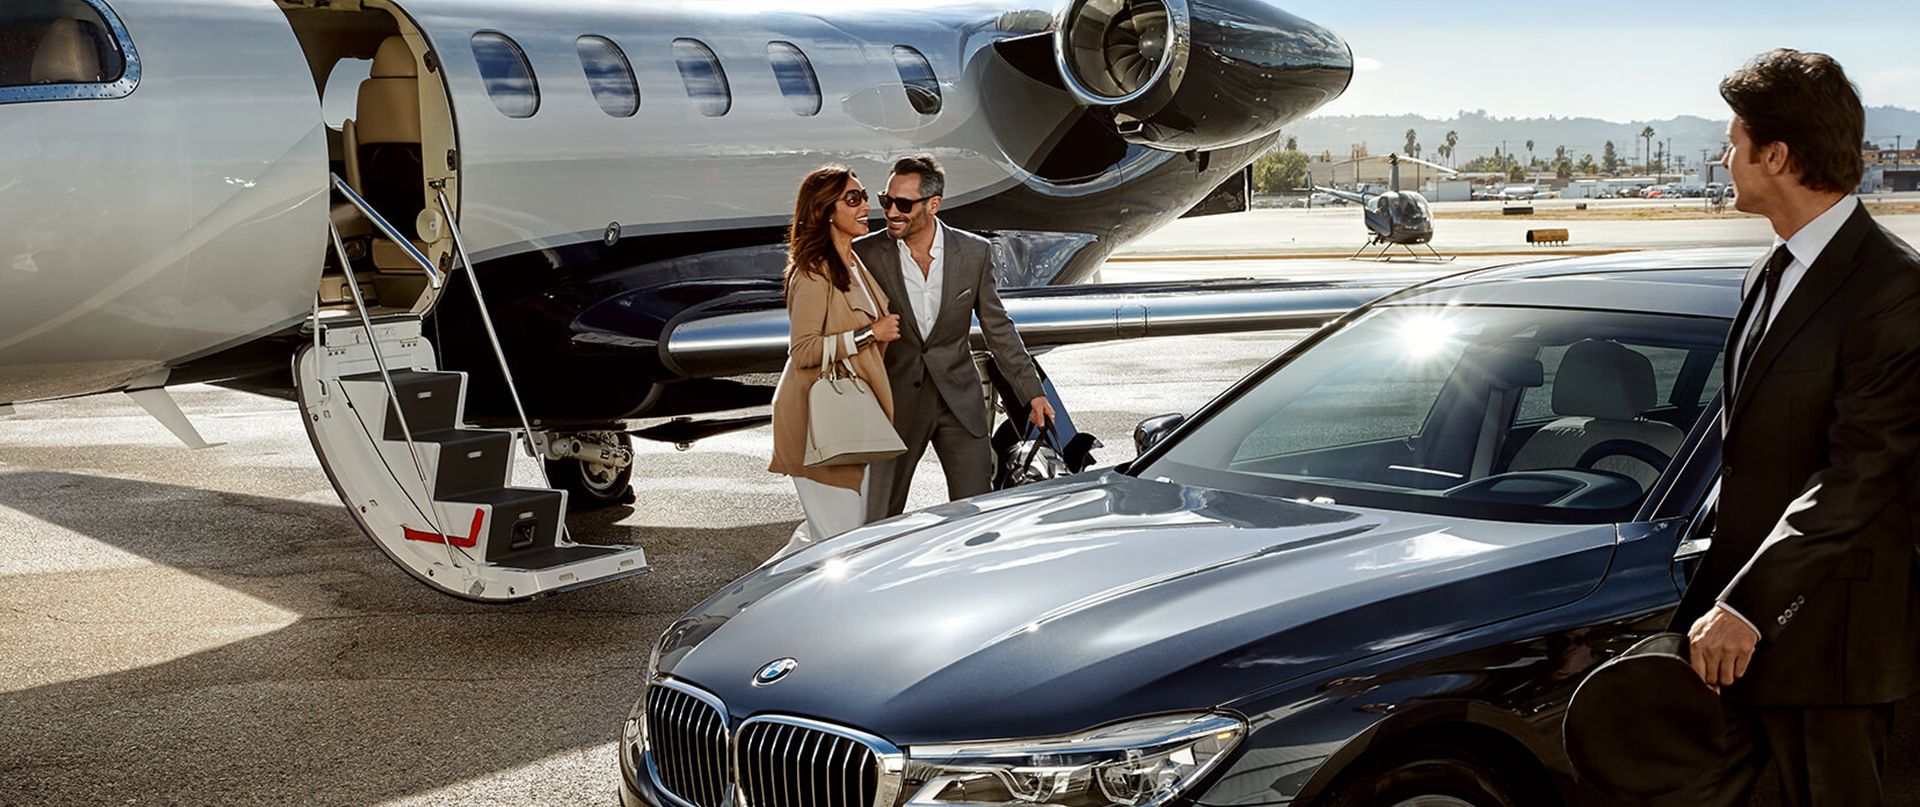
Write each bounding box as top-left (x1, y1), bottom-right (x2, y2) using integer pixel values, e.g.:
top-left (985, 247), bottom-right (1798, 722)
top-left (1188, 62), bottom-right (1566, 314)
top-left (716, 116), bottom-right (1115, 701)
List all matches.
top-left (657, 473), bottom-right (1617, 744)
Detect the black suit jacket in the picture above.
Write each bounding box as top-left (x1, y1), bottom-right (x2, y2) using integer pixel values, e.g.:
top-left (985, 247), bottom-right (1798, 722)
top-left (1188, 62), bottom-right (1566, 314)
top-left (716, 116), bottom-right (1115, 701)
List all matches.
top-left (851, 226), bottom-right (1043, 438)
top-left (1673, 203), bottom-right (1920, 705)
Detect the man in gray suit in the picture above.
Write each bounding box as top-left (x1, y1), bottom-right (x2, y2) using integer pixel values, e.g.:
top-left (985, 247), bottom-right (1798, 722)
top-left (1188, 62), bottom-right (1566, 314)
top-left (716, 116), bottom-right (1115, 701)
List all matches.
top-left (854, 154), bottom-right (1053, 521)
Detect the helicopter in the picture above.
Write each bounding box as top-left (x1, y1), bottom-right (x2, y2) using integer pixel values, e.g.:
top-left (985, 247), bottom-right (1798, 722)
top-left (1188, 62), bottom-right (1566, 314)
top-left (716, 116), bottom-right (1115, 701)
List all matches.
top-left (1312, 152), bottom-right (1458, 261)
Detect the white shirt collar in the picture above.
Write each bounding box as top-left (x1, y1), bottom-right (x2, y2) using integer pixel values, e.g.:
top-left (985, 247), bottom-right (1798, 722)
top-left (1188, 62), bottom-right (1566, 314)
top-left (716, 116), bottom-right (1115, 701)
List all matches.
top-left (1775, 195), bottom-right (1858, 269)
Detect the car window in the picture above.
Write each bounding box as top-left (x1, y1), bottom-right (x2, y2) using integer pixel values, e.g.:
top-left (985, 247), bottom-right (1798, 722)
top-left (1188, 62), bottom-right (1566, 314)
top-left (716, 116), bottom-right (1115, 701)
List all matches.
top-left (1516, 343), bottom-right (1722, 423)
top-left (1140, 306), bottom-right (1731, 524)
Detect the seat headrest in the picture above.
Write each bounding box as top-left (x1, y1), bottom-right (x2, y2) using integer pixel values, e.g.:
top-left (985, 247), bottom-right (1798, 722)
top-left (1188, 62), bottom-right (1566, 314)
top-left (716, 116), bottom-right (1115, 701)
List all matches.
top-left (1552, 339), bottom-right (1657, 421)
top-left (370, 36), bottom-right (416, 78)
top-left (31, 18), bottom-right (103, 84)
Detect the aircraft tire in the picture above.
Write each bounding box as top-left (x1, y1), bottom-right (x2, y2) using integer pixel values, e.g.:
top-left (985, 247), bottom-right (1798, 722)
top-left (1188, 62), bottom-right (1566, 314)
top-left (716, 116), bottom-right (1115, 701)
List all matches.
top-left (544, 431), bottom-right (636, 509)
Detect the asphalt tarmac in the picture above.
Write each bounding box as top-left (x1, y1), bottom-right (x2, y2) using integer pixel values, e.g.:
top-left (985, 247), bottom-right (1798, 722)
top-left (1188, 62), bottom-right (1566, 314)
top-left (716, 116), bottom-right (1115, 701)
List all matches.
top-left (5, 215), bottom-right (1920, 805)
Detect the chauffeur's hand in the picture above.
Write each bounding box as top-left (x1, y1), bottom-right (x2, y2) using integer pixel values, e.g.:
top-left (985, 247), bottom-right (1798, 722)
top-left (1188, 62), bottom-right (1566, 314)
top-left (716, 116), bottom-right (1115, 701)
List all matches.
top-left (1688, 605), bottom-right (1760, 691)
top-left (1028, 396), bottom-right (1055, 429)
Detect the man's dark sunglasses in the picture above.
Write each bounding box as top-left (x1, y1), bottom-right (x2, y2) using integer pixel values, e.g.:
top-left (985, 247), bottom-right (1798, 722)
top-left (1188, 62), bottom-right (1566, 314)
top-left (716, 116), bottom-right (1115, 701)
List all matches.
top-left (878, 193), bottom-right (934, 214)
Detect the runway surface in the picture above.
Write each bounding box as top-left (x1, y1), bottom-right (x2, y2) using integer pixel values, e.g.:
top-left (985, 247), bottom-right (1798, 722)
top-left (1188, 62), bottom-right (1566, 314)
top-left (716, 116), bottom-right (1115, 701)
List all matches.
top-left (5, 220), bottom-right (1919, 805)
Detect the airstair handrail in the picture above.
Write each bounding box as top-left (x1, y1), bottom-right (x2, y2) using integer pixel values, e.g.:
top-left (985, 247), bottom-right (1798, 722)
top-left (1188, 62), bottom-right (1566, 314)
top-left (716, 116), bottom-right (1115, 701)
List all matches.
top-left (430, 183), bottom-right (555, 491)
top-left (324, 221), bottom-right (472, 574)
top-left (329, 173), bottom-right (445, 289)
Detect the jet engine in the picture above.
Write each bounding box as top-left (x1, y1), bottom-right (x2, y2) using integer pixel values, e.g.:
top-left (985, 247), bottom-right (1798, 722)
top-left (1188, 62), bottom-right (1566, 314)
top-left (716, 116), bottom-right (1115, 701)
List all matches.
top-left (1053, 0), bottom-right (1351, 151)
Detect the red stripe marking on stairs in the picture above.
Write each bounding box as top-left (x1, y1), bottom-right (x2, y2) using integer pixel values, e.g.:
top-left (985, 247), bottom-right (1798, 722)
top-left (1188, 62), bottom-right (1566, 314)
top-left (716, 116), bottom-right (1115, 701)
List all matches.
top-left (402, 508), bottom-right (486, 548)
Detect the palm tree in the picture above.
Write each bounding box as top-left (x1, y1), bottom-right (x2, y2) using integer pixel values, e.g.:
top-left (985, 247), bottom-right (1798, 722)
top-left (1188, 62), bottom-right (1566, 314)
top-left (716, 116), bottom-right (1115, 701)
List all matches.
top-left (1444, 130), bottom-right (1459, 168)
top-left (1404, 128), bottom-right (1418, 156)
top-left (1525, 139), bottom-right (1535, 168)
top-left (1640, 126), bottom-right (1656, 173)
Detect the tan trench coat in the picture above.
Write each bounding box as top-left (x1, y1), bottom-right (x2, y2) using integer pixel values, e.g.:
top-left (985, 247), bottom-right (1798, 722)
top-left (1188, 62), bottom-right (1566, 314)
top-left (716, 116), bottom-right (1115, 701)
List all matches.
top-left (768, 253), bottom-right (894, 490)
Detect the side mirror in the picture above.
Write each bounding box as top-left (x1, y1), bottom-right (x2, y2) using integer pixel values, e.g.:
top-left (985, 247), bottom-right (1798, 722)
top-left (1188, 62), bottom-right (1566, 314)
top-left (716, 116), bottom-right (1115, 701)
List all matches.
top-left (1133, 413), bottom-right (1185, 456)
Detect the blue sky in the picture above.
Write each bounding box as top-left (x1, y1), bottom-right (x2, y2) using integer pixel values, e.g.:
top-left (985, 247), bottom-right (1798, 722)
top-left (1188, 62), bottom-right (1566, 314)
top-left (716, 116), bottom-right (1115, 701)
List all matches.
top-left (1283, 0), bottom-right (1919, 130)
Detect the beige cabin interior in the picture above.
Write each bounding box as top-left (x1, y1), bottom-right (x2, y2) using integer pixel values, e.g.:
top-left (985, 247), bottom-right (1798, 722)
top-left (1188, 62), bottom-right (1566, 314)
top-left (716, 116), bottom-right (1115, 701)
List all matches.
top-left (277, 0), bottom-right (461, 316)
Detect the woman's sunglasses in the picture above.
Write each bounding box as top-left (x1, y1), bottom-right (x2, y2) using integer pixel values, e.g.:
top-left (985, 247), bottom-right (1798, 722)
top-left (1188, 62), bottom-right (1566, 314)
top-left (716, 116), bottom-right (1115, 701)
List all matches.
top-left (839, 189), bottom-right (869, 208)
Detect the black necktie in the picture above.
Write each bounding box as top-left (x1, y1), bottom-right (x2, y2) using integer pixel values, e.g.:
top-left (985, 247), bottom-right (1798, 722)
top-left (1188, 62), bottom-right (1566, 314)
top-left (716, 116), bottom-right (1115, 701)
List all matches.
top-left (1735, 245), bottom-right (1793, 386)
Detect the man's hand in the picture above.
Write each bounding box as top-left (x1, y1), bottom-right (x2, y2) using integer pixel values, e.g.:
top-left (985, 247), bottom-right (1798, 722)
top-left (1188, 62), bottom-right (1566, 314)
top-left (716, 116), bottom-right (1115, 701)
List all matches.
top-left (871, 314), bottom-right (902, 343)
top-left (1028, 396), bottom-right (1055, 429)
top-left (1688, 605), bottom-right (1760, 691)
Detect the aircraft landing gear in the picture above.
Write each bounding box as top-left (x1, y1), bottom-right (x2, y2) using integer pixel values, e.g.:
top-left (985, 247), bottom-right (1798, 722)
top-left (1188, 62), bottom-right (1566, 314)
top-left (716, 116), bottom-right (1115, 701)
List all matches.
top-left (543, 430), bottom-right (636, 508)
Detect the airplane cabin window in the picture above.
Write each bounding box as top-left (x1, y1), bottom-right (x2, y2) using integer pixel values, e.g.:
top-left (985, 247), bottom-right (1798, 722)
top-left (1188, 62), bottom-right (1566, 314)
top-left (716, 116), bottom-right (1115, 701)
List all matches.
top-left (576, 35), bottom-right (638, 118)
top-left (472, 32), bottom-right (540, 118)
top-left (890, 45), bottom-right (941, 115)
top-left (766, 41), bottom-right (821, 117)
top-left (0, 0), bottom-right (136, 102)
top-left (321, 57), bottom-right (372, 129)
top-left (672, 38), bottom-right (731, 117)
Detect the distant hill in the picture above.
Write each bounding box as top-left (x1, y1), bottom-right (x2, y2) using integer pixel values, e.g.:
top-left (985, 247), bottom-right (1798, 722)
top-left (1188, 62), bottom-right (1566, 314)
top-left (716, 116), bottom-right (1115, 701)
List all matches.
top-left (1281, 106), bottom-right (1920, 169)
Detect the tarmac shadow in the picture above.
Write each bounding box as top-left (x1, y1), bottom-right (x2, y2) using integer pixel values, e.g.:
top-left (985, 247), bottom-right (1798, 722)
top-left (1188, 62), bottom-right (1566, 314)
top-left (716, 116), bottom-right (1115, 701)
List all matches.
top-left (0, 469), bottom-right (794, 805)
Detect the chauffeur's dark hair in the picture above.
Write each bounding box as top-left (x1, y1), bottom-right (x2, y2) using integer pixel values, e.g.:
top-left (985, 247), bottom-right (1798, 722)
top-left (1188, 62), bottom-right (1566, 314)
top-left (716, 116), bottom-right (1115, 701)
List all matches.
top-left (1720, 49), bottom-right (1864, 194)
top-left (786, 164), bottom-right (856, 292)
top-left (891, 153), bottom-right (946, 199)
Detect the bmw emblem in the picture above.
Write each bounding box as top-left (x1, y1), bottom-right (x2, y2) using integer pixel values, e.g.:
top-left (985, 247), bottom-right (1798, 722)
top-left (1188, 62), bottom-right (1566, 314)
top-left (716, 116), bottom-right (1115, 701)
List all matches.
top-left (754, 658), bottom-right (798, 686)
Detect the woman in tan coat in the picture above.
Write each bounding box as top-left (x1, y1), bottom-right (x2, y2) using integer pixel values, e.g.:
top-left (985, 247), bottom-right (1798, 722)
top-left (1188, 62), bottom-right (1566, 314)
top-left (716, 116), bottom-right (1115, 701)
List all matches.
top-left (769, 166), bottom-right (901, 553)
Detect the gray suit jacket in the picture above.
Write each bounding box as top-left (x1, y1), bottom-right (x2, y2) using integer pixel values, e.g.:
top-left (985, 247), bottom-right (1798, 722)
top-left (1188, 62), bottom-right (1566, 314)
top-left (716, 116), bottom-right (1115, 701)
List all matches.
top-left (852, 225), bottom-right (1043, 438)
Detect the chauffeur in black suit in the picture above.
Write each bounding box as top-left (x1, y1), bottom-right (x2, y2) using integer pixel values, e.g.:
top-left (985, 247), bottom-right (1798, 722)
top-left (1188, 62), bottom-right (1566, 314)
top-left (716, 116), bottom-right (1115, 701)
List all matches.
top-left (1660, 49), bottom-right (1920, 806)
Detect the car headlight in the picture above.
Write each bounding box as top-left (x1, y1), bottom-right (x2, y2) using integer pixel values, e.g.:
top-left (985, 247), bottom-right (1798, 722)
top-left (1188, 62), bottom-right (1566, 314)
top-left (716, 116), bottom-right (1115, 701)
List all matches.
top-left (902, 713), bottom-right (1245, 807)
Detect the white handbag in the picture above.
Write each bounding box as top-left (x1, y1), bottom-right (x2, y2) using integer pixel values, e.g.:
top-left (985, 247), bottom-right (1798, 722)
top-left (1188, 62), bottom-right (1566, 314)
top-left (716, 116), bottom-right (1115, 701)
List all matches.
top-left (804, 268), bottom-right (906, 467)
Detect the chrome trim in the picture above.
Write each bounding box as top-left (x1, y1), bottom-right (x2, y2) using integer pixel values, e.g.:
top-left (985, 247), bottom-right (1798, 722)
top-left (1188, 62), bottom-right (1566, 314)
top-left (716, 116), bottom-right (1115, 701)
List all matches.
top-left (643, 677), bottom-right (733, 807)
top-left (1674, 477), bottom-right (1719, 561)
top-left (329, 173), bottom-right (445, 289)
top-left (0, 0), bottom-right (142, 105)
top-left (1051, 0), bottom-right (1191, 106)
top-left (734, 715), bottom-right (907, 807)
top-left (663, 284), bottom-right (1387, 379)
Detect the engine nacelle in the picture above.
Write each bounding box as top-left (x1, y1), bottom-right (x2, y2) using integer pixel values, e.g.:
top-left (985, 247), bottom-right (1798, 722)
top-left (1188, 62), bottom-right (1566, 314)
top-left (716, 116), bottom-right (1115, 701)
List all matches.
top-left (1054, 0), bottom-right (1351, 151)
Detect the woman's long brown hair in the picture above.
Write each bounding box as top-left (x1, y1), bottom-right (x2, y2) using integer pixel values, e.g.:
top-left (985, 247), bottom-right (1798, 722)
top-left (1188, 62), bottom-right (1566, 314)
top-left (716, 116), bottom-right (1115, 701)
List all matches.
top-left (786, 165), bottom-right (855, 292)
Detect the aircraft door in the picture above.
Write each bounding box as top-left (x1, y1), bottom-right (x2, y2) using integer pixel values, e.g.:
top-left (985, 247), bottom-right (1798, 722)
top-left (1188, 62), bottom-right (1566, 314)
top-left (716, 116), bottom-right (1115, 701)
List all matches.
top-left (0, 0), bottom-right (328, 403)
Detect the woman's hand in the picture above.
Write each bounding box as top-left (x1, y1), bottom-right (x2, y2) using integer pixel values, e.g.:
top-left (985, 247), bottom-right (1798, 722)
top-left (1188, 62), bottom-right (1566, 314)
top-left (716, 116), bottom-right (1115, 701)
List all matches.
top-left (871, 314), bottom-right (902, 343)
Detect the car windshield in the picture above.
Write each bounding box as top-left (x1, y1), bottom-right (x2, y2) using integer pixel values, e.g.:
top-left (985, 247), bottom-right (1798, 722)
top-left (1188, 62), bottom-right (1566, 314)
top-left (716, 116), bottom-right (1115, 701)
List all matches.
top-left (1136, 305), bottom-right (1729, 523)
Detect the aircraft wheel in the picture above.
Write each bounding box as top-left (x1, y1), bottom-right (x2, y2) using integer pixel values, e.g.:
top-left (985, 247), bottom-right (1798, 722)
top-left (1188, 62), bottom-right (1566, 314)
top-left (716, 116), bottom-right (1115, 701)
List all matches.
top-left (544, 430), bottom-right (636, 509)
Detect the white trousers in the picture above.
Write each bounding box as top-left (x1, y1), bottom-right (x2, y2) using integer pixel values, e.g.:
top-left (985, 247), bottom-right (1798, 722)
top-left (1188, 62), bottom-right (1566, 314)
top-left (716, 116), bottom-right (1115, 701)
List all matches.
top-left (782, 472), bottom-right (867, 560)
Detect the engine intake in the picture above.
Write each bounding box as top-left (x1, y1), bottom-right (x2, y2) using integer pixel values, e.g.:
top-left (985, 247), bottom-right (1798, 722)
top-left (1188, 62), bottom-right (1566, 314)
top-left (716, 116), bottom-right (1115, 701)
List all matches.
top-left (1054, 0), bottom-right (1351, 151)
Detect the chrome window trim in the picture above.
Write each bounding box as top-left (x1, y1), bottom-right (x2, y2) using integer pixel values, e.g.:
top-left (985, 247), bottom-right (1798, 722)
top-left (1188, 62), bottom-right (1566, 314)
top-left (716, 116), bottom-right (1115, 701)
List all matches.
top-left (643, 676), bottom-right (734, 807)
top-left (0, 0), bottom-right (142, 105)
top-left (733, 714), bottom-right (907, 807)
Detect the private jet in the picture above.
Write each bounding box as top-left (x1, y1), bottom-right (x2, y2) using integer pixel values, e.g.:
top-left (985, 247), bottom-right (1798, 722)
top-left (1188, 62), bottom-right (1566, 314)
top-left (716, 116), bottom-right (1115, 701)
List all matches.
top-left (0, 0), bottom-right (1361, 601)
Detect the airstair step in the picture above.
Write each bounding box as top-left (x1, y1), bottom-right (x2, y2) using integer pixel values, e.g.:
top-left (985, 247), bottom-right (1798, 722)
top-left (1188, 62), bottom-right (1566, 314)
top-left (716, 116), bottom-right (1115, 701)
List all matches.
top-left (341, 370), bottom-right (464, 439)
top-left (490, 544), bottom-right (625, 572)
top-left (441, 486), bottom-right (566, 562)
top-left (408, 428), bottom-right (513, 499)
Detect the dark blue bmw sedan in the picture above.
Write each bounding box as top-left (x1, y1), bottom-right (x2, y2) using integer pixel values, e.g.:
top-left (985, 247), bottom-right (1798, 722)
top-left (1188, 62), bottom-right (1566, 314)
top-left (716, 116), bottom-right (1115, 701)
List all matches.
top-left (619, 249), bottom-right (1756, 807)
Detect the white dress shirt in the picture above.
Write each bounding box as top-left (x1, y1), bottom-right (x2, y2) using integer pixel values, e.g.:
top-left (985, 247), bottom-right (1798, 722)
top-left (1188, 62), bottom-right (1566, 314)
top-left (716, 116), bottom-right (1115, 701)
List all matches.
top-left (1718, 194), bottom-right (1859, 638)
top-left (896, 221), bottom-right (945, 341)
top-left (1732, 195), bottom-right (1859, 370)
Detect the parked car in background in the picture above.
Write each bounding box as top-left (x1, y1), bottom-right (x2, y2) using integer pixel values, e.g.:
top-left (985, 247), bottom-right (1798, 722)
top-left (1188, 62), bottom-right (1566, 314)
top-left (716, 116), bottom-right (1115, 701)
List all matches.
top-left (619, 248), bottom-right (1756, 807)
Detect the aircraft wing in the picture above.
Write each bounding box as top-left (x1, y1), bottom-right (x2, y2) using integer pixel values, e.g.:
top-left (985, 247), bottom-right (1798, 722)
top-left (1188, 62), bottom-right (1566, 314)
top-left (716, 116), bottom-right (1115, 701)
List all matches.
top-left (658, 278), bottom-right (1395, 379)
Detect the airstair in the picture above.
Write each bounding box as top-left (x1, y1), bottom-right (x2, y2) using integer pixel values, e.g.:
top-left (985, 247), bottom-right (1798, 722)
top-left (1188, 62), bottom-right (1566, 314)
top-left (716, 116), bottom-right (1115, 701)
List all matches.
top-left (297, 175), bottom-right (647, 601)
